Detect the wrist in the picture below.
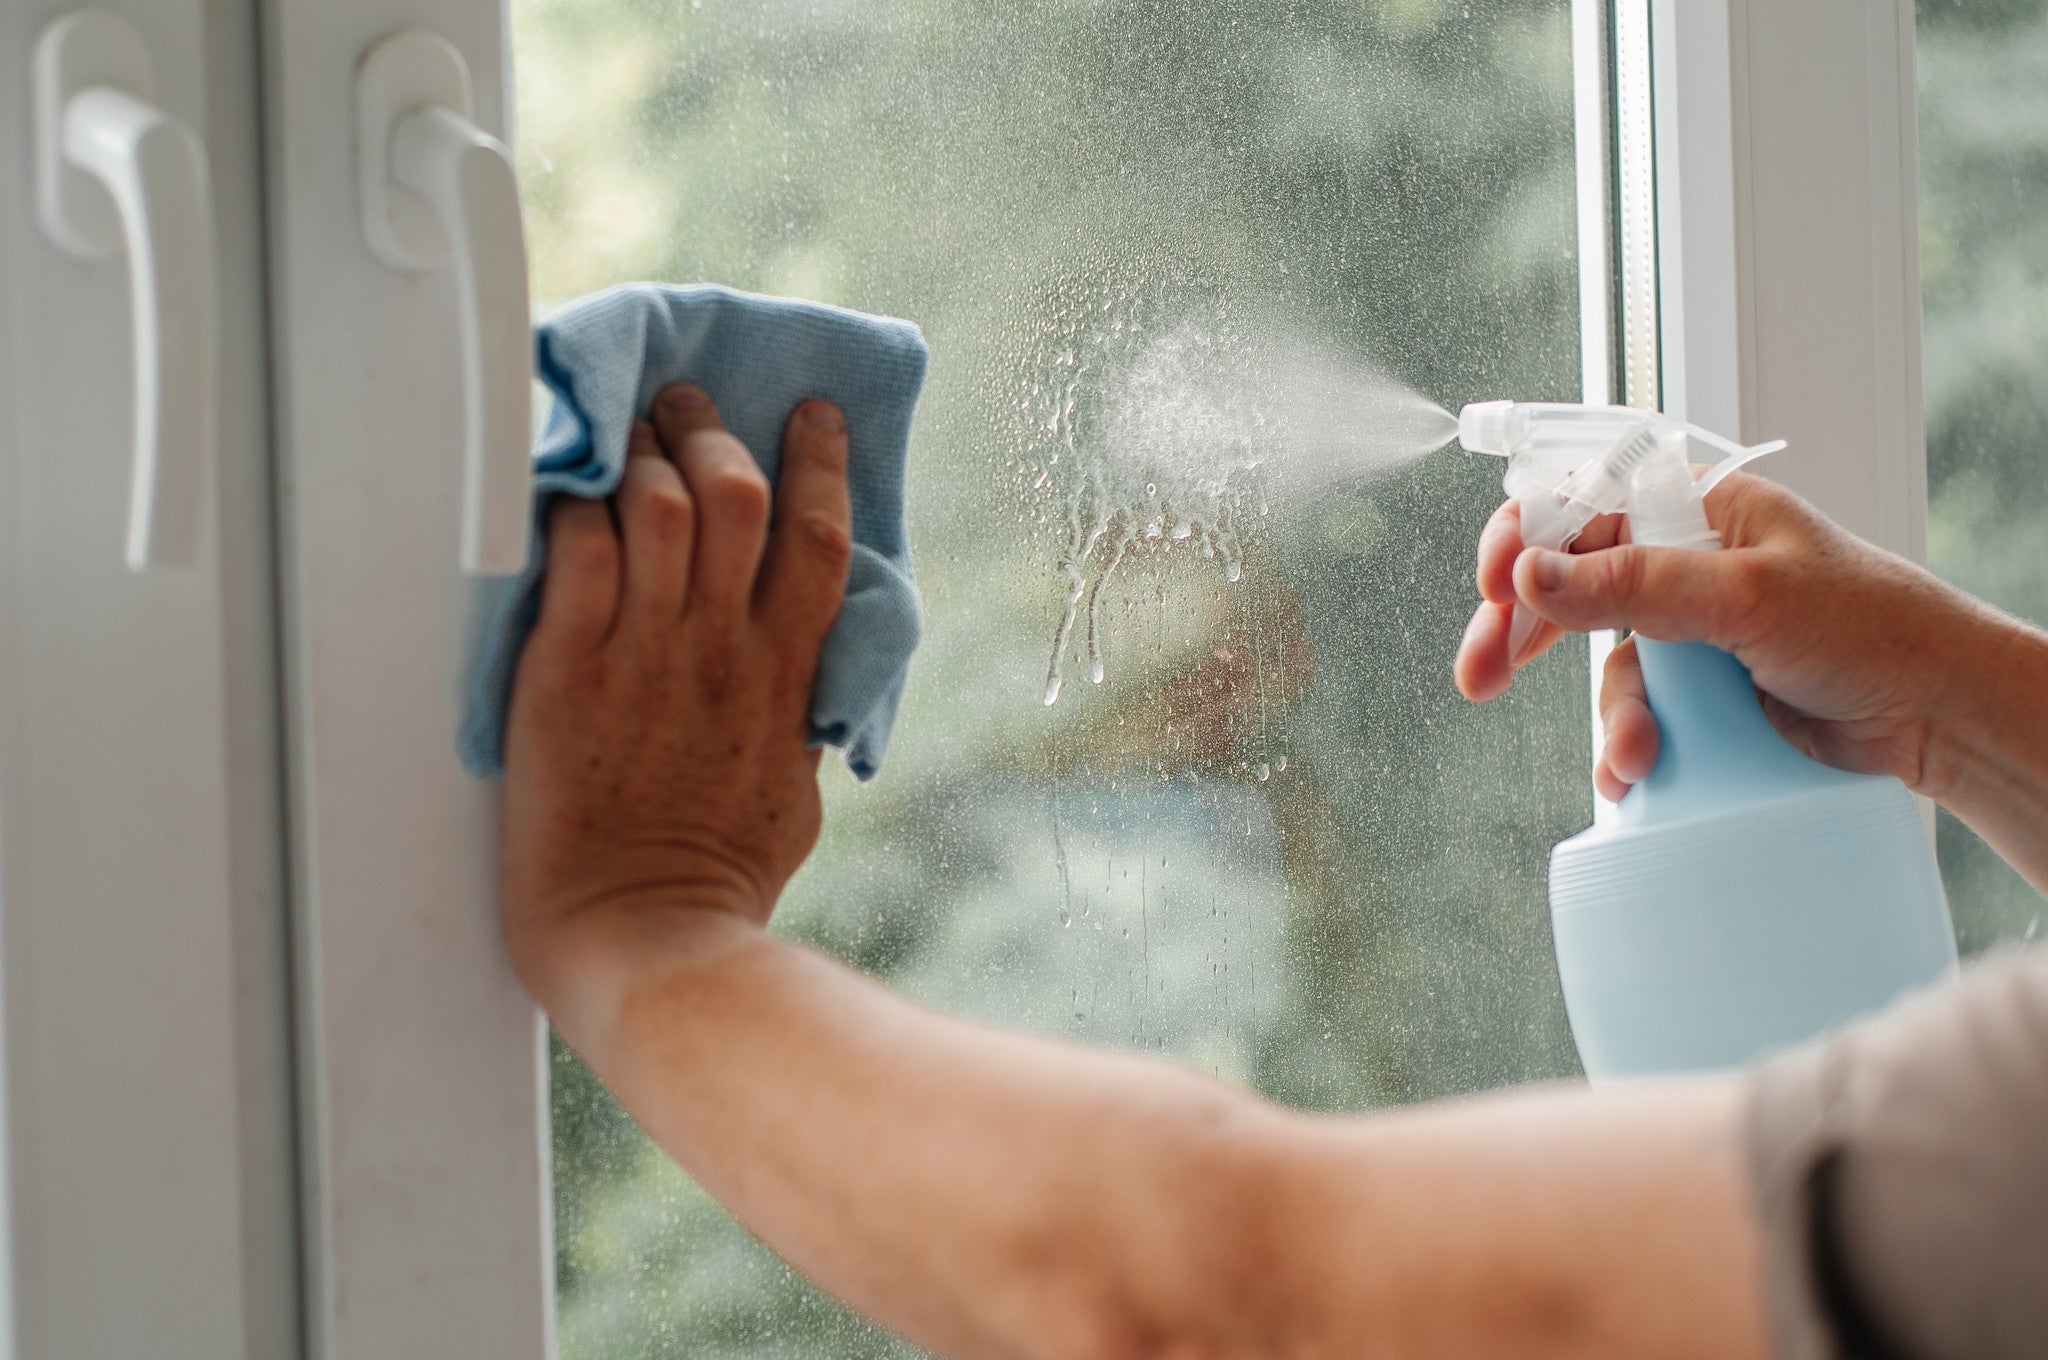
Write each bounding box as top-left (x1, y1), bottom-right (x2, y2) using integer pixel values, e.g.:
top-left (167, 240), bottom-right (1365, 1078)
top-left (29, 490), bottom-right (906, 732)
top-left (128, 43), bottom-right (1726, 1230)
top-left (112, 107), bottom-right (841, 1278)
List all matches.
top-left (504, 884), bottom-right (765, 1045)
top-left (1919, 605), bottom-right (2048, 810)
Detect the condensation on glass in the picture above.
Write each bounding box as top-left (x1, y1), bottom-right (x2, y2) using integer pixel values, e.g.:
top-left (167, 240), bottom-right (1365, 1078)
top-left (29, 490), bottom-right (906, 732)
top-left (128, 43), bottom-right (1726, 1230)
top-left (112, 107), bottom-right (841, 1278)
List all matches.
top-left (513, 2), bottom-right (1590, 1354)
top-left (1916, 1), bottom-right (2048, 954)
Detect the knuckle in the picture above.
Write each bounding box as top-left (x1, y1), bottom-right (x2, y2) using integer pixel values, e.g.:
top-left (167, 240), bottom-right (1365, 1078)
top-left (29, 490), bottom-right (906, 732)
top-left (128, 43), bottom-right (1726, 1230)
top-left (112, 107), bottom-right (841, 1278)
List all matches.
top-left (1720, 554), bottom-right (1776, 631)
top-left (793, 508), bottom-right (852, 566)
top-left (634, 484), bottom-right (695, 540)
top-left (1483, 503), bottom-right (1521, 550)
top-left (702, 460), bottom-right (771, 522)
top-left (564, 528), bottom-right (619, 576)
top-left (1605, 548), bottom-right (1649, 606)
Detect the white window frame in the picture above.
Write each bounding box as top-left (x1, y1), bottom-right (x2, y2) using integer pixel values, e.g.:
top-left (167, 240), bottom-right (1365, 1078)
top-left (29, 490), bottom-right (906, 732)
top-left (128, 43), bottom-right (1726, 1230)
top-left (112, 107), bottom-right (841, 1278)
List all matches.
top-left (257, 3), bottom-right (554, 1358)
top-left (0, 2), bottom-right (297, 1356)
top-left (1581, 0), bottom-right (1928, 822)
top-left (1647, 0), bottom-right (1930, 560)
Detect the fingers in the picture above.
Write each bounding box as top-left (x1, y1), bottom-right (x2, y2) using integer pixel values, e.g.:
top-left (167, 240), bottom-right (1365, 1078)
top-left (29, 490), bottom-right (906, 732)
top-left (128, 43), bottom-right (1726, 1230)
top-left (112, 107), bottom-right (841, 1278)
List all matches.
top-left (1511, 541), bottom-right (1756, 648)
top-left (1452, 598), bottom-right (1580, 703)
top-left (1454, 601), bottom-right (1515, 701)
top-left (532, 496), bottom-right (621, 655)
top-left (1463, 602), bottom-right (1663, 801)
top-left (1475, 501), bottom-right (1629, 606)
top-left (652, 385), bottom-right (773, 619)
top-left (1475, 502), bottom-right (1524, 605)
top-left (1468, 501), bottom-right (1626, 701)
top-left (1595, 635), bottom-right (1660, 802)
top-left (615, 419), bottom-right (696, 628)
top-left (1507, 607), bottom-right (1567, 668)
top-left (757, 399), bottom-right (854, 643)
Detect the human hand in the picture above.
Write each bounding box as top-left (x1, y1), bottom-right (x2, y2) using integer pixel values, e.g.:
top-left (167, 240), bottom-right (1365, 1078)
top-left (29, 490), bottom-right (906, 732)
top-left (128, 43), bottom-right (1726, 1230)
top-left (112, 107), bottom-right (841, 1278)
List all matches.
top-left (1453, 472), bottom-right (2001, 804)
top-left (498, 383), bottom-right (852, 1004)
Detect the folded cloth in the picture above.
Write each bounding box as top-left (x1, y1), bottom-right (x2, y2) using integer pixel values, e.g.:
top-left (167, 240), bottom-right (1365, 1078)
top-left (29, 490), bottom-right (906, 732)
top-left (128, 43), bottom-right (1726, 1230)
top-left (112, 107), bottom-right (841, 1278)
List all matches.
top-left (460, 282), bottom-right (929, 781)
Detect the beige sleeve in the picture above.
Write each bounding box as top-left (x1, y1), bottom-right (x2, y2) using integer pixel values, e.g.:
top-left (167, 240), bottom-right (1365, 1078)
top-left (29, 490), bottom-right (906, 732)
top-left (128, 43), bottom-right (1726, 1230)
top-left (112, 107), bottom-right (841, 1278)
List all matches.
top-left (1745, 947), bottom-right (2048, 1360)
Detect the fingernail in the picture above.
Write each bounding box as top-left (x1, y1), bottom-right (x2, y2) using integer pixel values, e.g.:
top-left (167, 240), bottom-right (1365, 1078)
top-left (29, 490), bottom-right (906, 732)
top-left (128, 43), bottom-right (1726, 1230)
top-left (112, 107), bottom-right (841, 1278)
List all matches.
top-left (660, 384), bottom-right (709, 414)
top-left (799, 399), bottom-right (845, 435)
top-left (1530, 550), bottom-right (1572, 593)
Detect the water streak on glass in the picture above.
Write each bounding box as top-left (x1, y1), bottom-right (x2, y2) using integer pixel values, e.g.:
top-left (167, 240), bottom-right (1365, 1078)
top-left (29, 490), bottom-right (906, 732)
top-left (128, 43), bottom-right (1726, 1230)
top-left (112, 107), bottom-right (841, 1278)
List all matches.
top-left (513, 1), bottom-right (1590, 1353)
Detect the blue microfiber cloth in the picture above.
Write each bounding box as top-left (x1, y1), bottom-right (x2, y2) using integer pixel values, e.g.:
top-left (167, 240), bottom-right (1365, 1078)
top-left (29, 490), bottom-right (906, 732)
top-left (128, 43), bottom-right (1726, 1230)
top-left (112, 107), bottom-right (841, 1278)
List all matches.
top-left (460, 282), bottom-right (928, 781)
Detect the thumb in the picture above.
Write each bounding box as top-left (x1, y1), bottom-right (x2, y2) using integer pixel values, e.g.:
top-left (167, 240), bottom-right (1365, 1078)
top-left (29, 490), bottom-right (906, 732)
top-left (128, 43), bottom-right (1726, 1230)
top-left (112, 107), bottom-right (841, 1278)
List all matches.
top-left (1512, 543), bottom-right (1755, 647)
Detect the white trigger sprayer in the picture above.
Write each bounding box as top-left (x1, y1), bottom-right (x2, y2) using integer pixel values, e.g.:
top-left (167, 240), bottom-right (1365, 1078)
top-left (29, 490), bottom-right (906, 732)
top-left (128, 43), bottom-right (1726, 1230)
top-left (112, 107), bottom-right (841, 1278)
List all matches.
top-left (1455, 401), bottom-right (1786, 656)
top-left (1452, 400), bottom-right (1958, 1081)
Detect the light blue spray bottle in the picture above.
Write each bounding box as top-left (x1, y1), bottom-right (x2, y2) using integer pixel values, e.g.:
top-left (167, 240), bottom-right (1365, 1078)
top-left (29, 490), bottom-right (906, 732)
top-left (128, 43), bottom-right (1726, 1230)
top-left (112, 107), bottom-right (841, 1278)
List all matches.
top-left (1458, 402), bottom-right (1959, 1081)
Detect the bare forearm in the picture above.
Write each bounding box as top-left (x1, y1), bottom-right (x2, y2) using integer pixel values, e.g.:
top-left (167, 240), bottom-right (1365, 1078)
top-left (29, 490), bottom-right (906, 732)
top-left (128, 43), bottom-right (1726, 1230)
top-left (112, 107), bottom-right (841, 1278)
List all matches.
top-left (541, 905), bottom-right (1285, 1360)
top-left (534, 904), bottom-right (1772, 1360)
top-left (1925, 610), bottom-right (2048, 895)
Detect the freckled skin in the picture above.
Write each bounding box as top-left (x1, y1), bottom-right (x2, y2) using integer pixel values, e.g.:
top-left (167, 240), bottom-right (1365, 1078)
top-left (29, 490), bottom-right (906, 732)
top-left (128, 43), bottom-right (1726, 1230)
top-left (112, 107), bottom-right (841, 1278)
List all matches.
top-left (502, 391), bottom-right (2048, 1359)
top-left (501, 386), bottom-right (843, 948)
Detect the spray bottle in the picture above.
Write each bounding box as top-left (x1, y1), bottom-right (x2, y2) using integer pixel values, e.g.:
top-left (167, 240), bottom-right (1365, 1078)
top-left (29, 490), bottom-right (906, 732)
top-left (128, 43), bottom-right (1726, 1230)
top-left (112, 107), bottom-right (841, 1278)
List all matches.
top-left (1459, 402), bottom-right (1958, 1080)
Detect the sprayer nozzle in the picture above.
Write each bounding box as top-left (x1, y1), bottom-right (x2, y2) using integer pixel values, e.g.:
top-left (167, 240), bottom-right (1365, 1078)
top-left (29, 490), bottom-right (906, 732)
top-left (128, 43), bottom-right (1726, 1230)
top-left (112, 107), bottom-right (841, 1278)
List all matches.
top-left (1458, 401), bottom-right (1516, 455)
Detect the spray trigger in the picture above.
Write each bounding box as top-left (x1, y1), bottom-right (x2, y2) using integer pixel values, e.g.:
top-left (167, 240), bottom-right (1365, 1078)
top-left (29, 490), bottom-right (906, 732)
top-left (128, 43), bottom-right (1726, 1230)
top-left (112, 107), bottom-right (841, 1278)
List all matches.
top-left (1457, 402), bottom-right (1787, 657)
top-left (1692, 430), bottom-right (1788, 496)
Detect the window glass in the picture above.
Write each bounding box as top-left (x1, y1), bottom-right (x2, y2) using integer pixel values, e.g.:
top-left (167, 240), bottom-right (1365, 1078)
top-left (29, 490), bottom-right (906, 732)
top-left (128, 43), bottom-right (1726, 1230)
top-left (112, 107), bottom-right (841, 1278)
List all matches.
top-left (1916, 0), bottom-right (2048, 951)
top-left (513, 2), bottom-right (1589, 1353)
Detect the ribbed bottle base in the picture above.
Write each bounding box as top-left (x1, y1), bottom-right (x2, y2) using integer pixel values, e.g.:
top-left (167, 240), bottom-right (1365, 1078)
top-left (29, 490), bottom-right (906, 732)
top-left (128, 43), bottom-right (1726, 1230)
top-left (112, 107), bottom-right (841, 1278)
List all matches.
top-left (1549, 779), bottom-right (1957, 1079)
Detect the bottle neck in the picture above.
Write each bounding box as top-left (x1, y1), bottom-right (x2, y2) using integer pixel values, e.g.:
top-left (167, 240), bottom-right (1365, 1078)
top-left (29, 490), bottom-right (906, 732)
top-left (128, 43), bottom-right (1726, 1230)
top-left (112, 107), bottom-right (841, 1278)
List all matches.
top-left (1618, 640), bottom-right (1863, 826)
top-left (1625, 440), bottom-right (1719, 549)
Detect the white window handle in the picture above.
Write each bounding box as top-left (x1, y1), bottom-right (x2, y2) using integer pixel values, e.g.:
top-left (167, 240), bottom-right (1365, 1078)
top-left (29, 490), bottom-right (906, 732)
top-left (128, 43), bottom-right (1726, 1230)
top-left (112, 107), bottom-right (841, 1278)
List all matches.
top-left (34, 12), bottom-right (218, 571)
top-left (357, 31), bottom-right (534, 577)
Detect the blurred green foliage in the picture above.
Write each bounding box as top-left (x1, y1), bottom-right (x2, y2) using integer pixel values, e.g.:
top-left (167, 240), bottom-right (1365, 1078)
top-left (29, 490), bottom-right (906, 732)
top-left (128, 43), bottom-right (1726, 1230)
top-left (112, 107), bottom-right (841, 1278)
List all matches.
top-left (511, 1), bottom-right (2046, 1355)
top-left (1917, 0), bottom-right (2048, 952)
